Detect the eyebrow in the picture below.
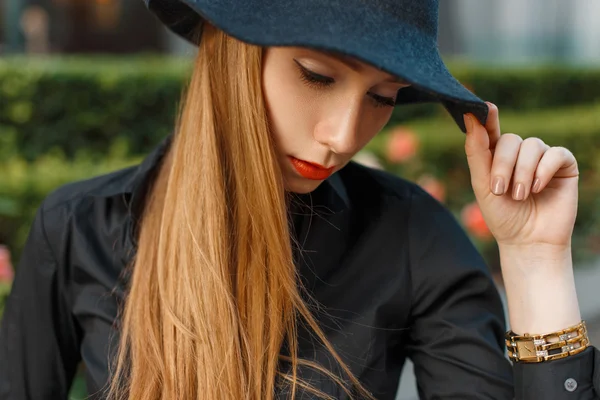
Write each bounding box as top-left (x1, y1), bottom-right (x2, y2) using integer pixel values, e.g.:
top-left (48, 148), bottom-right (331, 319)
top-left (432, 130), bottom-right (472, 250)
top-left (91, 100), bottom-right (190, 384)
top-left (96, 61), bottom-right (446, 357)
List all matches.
top-left (323, 51), bottom-right (409, 85)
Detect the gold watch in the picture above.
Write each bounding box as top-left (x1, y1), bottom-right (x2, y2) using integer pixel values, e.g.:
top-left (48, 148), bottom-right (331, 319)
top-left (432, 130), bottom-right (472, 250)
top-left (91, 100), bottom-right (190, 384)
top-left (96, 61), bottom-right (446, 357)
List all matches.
top-left (505, 320), bottom-right (590, 363)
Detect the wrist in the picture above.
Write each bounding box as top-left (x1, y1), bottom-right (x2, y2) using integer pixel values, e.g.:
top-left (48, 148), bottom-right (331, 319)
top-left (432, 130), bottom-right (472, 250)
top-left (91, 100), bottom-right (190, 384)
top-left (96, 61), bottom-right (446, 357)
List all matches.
top-left (498, 243), bottom-right (572, 274)
top-left (497, 244), bottom-right (581, 335)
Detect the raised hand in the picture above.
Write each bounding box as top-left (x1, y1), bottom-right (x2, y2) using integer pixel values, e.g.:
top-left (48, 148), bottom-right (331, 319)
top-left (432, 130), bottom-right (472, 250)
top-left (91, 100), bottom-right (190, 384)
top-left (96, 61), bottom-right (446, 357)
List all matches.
top-left (463, 103), bottom-right (582, 334)
top-left (463, 103), bottom-right (579, 250)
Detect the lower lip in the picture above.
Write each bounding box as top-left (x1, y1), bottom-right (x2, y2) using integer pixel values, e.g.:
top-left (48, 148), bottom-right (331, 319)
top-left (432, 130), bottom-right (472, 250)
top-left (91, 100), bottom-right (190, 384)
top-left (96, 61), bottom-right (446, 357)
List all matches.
top-left (289, 157), bottom-right (335, 180)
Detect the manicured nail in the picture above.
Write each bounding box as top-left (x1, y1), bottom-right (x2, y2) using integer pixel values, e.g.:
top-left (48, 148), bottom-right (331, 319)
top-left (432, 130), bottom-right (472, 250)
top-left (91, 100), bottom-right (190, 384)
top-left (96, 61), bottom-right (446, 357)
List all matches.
top-left (463, 114), bottom-right (474, 132)
top-left (513, 183), bottom-right (525, 200)
top-left (532, 178), bottom-right (541, 193)
top-left (492, 176), bottom-right (505, 195)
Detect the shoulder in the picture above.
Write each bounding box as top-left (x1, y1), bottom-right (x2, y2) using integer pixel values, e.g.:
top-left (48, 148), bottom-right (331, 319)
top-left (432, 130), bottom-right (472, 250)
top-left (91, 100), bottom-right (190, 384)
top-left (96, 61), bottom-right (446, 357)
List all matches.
top-left (42, 164), bottom-right (139, 215)
top-left (40, 137), bottom-right (169, 232)
top-left (35, 165), bottom-right (140, 263)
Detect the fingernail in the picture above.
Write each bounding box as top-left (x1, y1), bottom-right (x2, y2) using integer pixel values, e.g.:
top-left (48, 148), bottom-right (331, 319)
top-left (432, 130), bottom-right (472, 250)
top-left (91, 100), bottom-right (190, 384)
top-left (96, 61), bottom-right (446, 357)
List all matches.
top-left (513, 183), bottom-right (525, 200)
top-left (532, 178), bottom-right (541, 193)
top-left (463, 114), bottom-right (474, 132)
top-left (492, 177), bottom-right (505, 195)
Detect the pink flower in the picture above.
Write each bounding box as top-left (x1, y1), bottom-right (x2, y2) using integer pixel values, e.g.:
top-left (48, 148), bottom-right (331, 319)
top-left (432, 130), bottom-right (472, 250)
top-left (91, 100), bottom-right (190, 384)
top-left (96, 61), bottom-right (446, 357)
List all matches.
top-left (0, 246), bottom-right (15, 283)
top-left (461, 202), bottom-right (492, 240)
top-left (385, 127), bottom-right (419, 163)
top-left (417, 175), bottom-right (446, 203)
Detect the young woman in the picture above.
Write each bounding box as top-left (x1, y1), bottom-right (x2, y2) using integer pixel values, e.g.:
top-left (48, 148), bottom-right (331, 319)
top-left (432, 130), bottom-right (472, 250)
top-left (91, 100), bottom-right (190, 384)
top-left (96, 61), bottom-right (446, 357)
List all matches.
top-left (1, 0), bottom-right (598, 399)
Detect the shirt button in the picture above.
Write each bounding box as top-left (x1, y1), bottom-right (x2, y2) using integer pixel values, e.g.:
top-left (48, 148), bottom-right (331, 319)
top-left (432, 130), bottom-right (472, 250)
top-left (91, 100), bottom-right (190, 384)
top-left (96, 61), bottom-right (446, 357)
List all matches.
top-left (564, 378), bottom-right (578, 392)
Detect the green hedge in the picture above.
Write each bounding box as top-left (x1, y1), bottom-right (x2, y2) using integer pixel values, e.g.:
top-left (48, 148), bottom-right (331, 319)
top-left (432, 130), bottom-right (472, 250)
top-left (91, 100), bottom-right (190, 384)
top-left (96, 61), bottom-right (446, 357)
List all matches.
top-left (2, 57), bottom-right (600, 161)
top-left (0, 57), bottom-right (188, 161)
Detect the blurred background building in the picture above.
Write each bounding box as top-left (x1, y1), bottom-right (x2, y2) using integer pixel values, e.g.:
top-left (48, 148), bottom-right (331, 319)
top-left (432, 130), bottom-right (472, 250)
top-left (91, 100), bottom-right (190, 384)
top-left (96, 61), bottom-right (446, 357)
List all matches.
top-left (2, 0), bottom-right (166, 54)
top-left (439, 0), bottom-right (600, 64)
top-left (2, 0), bottom-right (600, 63)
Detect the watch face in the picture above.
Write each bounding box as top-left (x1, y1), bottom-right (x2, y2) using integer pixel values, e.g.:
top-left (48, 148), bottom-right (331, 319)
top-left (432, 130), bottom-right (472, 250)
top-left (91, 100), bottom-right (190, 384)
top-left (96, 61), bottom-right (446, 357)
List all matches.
top-left (516, 340), bottom-right (537, 360)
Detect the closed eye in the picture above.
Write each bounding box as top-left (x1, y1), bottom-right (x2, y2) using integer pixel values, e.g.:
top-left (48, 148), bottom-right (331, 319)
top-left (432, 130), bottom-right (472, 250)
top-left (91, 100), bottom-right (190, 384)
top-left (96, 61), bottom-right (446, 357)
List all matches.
top-left (293, 60), bottom-right (396, 108)
top-left (294, 59), bottom-right (334, 87)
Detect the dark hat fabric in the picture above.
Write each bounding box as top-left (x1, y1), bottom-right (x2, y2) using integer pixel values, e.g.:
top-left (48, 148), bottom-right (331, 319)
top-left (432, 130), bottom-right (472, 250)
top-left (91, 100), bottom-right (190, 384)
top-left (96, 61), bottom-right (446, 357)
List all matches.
top-left (145, 0), bottom-right (489, 132)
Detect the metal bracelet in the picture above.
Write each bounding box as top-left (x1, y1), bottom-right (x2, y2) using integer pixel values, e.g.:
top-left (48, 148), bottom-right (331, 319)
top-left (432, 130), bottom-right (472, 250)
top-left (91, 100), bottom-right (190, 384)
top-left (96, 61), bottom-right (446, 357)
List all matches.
top-left (505, 321), bottom-right (590, 363)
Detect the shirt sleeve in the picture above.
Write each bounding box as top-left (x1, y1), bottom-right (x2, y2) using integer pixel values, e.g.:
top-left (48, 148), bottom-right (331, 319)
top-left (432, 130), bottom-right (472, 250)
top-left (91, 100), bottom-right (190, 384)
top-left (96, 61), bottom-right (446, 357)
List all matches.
top-left (404, 188), bottom-right (599, 399)
top-left (0, 202), bottom-right (81, 400)
top-left (513, 346), bottom-right (600, 399)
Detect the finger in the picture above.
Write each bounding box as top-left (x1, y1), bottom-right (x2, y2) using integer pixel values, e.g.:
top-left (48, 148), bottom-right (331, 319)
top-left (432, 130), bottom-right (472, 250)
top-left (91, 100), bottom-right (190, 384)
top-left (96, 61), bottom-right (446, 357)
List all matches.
top-left (532, 147), bottom-right (579, 193)
top-left (490, 133), bottom-right (523, 195)
top-left (463, 103), bottom-right (502, 196)
top-left (464, 113), bottom-right (493, 195)
top-left (511, 137), bottom-right (549, 200)
top-left (484, 102), bottom-right (502, 152)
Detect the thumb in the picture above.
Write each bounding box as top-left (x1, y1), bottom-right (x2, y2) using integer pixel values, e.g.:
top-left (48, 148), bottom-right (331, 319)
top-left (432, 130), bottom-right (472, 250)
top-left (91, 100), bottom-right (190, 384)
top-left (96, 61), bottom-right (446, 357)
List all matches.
top-left (464, 113), bottom-right (493, 196)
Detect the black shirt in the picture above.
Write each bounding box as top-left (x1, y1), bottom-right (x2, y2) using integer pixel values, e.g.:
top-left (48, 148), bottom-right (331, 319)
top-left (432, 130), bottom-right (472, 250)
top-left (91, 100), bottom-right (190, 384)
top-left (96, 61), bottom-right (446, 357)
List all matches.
top-left (1, 136), bottom-right (599, 400)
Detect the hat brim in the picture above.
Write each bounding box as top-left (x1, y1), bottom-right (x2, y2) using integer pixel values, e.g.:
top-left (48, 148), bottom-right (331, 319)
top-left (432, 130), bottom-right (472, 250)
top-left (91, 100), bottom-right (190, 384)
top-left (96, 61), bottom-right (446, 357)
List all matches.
top-left (146, 0), bottom-right (488, 132)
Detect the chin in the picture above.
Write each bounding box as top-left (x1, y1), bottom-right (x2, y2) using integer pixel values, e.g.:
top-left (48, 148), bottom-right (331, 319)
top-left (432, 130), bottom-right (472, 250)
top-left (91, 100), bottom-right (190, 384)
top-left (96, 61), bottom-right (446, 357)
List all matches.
top-left (284, 177), bottom-right (323, 194)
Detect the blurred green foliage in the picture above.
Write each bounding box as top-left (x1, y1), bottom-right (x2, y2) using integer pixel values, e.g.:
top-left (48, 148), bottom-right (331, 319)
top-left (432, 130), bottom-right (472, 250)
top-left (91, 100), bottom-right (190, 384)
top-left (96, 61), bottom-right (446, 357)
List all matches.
top-left (0, 56), bottom-right (189, 161)
top-left (2, 57), bottom-right (600, 160)
top-left (0, 282), bottom-right (10, 317)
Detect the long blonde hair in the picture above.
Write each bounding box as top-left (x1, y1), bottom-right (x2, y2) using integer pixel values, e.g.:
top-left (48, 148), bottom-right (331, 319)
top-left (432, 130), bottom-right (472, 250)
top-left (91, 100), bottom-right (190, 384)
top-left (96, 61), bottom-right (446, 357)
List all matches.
top-left (106, 23), bottom-right (375, 400)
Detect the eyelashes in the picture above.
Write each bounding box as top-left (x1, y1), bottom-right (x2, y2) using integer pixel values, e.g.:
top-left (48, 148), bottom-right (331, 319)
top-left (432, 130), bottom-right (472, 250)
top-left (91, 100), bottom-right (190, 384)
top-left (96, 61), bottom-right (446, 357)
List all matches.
top-left (293, 60), bottom-right (396, 108)
top-left (295, 60), bottom-right (334, 87)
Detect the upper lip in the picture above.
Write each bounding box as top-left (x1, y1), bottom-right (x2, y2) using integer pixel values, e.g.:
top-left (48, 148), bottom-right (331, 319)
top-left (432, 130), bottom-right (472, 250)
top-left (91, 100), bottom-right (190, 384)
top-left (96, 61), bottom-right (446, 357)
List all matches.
top-left (292, 157), bottom-right (335, 170)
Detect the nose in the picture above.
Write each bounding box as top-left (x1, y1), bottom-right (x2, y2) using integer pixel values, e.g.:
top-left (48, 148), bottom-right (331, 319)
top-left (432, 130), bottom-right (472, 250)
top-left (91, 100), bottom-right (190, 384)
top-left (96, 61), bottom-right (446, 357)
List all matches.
top-left (313, 100), bottom-right (362, 156)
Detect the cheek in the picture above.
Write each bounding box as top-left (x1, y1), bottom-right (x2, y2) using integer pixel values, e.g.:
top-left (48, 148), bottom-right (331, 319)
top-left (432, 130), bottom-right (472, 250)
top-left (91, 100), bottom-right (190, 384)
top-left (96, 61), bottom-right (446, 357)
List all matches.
top-left (375, 110), bottom-right (394, 135)
top-left (262, 71), bottom-right (319, 151)
top-left (356, 109), bottom-right (394, 148)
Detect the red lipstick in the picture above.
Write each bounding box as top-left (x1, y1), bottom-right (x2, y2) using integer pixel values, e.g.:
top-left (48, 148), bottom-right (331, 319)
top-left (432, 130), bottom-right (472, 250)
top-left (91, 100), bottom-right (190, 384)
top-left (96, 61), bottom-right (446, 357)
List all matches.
top-left (289, 157), bottom-right (335, 180)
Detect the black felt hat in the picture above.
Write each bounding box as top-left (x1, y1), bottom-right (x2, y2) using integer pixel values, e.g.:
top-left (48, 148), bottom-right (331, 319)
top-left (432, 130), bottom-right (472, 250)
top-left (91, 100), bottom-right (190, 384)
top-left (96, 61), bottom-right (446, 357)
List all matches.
top-left (145, 0), bottom-right (488, 132)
